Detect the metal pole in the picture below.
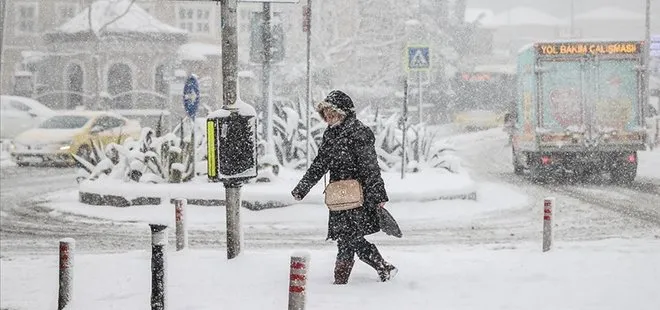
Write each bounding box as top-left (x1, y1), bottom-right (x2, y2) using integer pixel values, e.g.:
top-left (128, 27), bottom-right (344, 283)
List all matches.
top-left (221, 0), bottom-right (238, 108)
top-left (221, 0), bottom-right (242, 260)
top-left (644, 0), bottom-right (651, 114)
top-left (305, 0), bottom-right (312, 168)
top-left (288, 253), bottom-right (310, 310)
top-left (418, 71), bottom-right (423, 125)
top-left (0, 0), bottom-right (6, 83)
top-left (401, 78), bottom-right (408, 180)
top-left (150, 224), bottom-right (168, 310)
top-left (191, 117), bottom-right (196, 180)
top-left (262, 2), bottom-right (274, 149)
top-left (174, 198), bottom-right (188, 251)
top-left (569, 0), bottom-right (575, 38)
top-left (542, 198), bottom-right (554, 252)
top-left (225, 182), bottom-right (242, 259)
top-left (58, 238), bottom-right (75, 310)
top-left (417, 71), bottom-right (423, 161)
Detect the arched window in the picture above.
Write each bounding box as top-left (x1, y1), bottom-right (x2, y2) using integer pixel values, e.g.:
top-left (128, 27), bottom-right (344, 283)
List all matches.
top-left (155, 65), bottom-right (168, 95)
top-left (66, 63), bottom-right (83, 109)
top-left (107, 63), bottom-right (133, 109)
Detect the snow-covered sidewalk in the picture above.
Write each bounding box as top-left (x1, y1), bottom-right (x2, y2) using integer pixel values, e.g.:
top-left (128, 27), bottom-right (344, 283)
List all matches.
top-left (638, 148), bottom-right (660, 179)
top-left (46, 182), bottom-right (523, 231)
top-left (2, 239), bottom-right (659, 310)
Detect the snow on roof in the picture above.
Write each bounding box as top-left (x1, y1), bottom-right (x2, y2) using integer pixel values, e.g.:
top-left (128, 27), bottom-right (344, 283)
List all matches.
top-left (465, 8), bottom-right (494, 24)
top-left (177, 42), bottom-right (222, 61)
top-left (55, 0), bottom-right (186, 36)
top-left (20, 50), bottom-right (48, 64)
top-left (483, 7), bottom-right (567, 27)
top-left (574, 7), bottom-right (644, 21)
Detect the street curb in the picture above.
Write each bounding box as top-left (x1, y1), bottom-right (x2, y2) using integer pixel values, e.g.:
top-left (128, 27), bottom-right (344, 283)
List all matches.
top-left (78, 191), bottom-right (287, 211)
top-left (78, 190), bottom-right (477, 210)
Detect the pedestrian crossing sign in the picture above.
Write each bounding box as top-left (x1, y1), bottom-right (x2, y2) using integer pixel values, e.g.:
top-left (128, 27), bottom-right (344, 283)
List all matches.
top-left (406, 46), bottom-right (430, 71)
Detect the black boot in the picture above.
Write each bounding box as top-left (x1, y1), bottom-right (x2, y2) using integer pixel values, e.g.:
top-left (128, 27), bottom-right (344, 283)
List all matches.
top-left (358, 244), bottom-right (398, 282)
top-left (333, 259), bottom-right (354, 285)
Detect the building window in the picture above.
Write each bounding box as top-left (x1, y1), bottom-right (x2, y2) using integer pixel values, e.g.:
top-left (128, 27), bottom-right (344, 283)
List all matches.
top-left (55, 3), bottom-right (79, 27)
top-left (107, 63), bottom-right (133, 109)
top-left (176, 4), bottom-right (213, 35)
top-left (155, 65), bottom-right (168, 95)
top-left (66, 63), bottom-right (84, 109)
top-left (16, 3), bottom-right (38, 34)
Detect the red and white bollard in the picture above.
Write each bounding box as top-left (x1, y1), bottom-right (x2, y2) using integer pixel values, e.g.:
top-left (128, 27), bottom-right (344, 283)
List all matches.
top-left (288, 253), bottom-right (310, 310)
top-left (543, 197), bottom-right (554, 252)
top-left (174, 198), bottom-right (188, 251)
top-left (58, 238), bottom-right (75, 310)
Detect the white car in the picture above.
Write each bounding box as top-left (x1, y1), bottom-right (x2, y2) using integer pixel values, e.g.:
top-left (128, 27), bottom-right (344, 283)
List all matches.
top-left (0, 95), bottom-right (56, 140)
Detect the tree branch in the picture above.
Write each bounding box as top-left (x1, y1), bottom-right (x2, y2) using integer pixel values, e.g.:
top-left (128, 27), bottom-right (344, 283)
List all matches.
top-left (96, 0), bottom-right (138, 37)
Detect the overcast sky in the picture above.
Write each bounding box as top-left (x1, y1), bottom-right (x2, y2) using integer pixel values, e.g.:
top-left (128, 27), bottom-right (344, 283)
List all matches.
top-left (466, 0), bottom-right (651, 16)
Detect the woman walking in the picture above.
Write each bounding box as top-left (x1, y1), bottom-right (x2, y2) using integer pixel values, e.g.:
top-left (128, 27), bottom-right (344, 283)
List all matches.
top-left (291, 90), bottom-right (397, 284)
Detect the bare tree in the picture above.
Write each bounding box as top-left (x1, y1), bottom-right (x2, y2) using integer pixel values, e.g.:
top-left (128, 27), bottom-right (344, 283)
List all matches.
top-left (308, 0), bottom-right (358, 88)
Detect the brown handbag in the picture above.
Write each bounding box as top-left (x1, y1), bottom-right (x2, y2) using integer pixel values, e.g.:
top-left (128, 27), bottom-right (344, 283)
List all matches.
top-left (324, 179), bottom-right (364, 211)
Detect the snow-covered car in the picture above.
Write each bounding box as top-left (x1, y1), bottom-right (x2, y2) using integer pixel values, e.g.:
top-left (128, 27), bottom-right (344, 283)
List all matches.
top-left (0, 95), bottom-right (56, 140)
top-left (10, 111), bottom-right (141, 166)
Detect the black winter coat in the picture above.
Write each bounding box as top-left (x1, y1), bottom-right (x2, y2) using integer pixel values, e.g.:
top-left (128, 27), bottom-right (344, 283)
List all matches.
top-left (292, 114), bottom-right (389, 241)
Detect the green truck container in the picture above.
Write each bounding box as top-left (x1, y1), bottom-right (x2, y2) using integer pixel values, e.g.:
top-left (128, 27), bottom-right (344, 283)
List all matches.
top-left (512, 40), bottom-right (649, 183)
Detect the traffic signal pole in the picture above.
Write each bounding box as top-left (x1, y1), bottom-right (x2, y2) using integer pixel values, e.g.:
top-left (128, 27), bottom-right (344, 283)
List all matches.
top-left (262, 2), bottom-right (275, 152)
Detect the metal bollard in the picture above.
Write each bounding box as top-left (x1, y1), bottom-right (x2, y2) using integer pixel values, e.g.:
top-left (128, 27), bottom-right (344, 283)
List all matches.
top-left (288, 253), bottom-right (310, 310)
top-left (543, 197), bottom-right (554, 252)
top-left (174, 198), bottom-right (188, 251)
top-left (150, 224), bottom-right (168, 310)
top-left (58, 238), bottom-right (75, 310)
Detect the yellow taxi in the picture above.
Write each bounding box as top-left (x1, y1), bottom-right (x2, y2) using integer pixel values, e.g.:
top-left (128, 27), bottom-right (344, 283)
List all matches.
top-left (10, 111), bottom-right (141, 166)
top-left (453, 110), bottom-right (506, 132)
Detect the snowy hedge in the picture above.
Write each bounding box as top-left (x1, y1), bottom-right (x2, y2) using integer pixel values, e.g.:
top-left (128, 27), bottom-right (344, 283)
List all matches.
top-left (76, 98), bottom-right (463, 184)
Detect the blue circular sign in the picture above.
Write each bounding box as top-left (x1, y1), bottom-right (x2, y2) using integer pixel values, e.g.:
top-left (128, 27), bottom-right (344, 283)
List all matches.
top-left (183, 74), bottom-right (200, 119)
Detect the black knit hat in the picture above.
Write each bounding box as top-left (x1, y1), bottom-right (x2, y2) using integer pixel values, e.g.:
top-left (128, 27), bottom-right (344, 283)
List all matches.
top-left (316, 90), bottom-right (355, 116)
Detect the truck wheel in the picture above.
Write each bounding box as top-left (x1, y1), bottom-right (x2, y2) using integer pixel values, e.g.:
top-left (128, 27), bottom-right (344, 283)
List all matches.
top-left (512, 149), bottom-right (524, 175)
top-left (529, 154), bottom-right (554, 183)
top-left (611, 164), bottom-right (636, 184)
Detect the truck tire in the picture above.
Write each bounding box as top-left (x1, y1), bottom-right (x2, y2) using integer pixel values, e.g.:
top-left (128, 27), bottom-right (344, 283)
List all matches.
top-left (529, 159), bottom-right (547, 183)
top-left (512, 149), bottom-right (524, 175)
top-left (611, 164), bottom-right (637, 184)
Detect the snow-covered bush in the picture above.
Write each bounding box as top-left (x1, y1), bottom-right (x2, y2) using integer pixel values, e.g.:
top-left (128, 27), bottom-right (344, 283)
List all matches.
top-left (370, 112), bottom-right (463, 174)
top-left (77, 96), bottom-right (462, 185)
top-left (75, 116), bottom-right (204, 184)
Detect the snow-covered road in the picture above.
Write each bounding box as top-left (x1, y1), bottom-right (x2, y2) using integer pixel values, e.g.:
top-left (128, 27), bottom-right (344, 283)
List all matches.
top-left (446, 128), bottom-right (660, 241)
top-left (1, 127), bottom-right (658, 257)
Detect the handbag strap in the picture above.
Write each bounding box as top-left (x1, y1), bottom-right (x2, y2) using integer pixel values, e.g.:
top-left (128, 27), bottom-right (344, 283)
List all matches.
top-left (323, 173), bottom-right (327, 193)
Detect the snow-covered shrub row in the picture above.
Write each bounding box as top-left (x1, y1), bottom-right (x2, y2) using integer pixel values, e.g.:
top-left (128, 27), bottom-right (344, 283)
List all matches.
top-left (75, 118), bottom-right (203, 184)
top-left (77, 99), bottom-right (462, 184)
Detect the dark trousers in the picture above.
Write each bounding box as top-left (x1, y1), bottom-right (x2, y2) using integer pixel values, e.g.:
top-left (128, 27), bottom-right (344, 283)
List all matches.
top-left (336, 236), bottom-right (382, 264)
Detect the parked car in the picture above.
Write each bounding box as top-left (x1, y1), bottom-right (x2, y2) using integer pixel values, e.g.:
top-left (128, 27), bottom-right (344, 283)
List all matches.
top-left (0, 95), bottom-right (56, 140)
top-left (10, 111), bottom-right (141, 166)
